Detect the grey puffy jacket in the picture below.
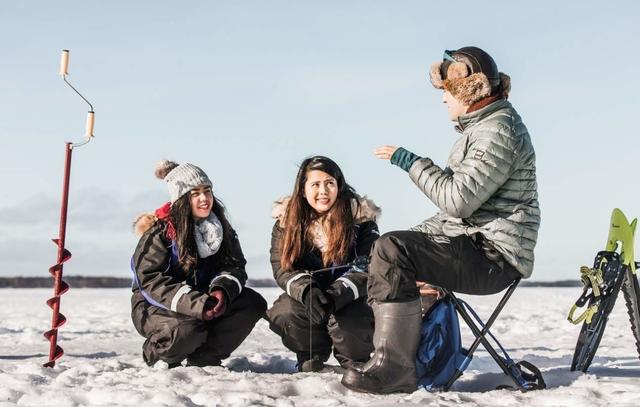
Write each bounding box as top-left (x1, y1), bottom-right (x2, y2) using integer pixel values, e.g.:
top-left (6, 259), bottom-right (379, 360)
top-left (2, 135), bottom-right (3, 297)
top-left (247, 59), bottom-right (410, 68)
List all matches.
top-left (408, 99), bottom-right (540, 278)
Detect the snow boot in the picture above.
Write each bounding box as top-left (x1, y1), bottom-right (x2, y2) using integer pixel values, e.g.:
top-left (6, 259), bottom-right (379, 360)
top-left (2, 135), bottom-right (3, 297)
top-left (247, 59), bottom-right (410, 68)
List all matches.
top-left (186, 356), bottom-right (222, 367)
top-left (341, 299), bottom-right (422, 393)
top-left (297, 354), bottom-right (327, 372)
top-left (166, 360), bottom-right (183, 369)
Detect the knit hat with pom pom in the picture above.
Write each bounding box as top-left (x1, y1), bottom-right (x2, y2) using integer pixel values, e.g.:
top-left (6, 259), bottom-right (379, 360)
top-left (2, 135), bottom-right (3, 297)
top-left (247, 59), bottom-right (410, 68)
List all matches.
top-left (155, 160), bottom-right (212, 203)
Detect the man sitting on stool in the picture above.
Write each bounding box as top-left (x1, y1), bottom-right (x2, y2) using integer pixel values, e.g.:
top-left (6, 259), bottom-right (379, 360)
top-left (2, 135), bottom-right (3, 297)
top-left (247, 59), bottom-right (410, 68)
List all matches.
top-left (341, 46), bottom-right (540, 394)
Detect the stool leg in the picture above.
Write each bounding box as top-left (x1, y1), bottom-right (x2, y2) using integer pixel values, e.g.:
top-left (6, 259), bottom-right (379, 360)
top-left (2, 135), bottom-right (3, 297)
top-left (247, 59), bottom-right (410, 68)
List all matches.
top-left (443, 280), bottom-right (525, 390)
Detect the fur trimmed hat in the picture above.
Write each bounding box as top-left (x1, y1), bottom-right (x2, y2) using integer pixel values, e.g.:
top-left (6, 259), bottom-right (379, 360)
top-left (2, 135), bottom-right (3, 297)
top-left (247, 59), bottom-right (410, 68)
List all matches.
top-left (429, 46), bottom-right (511, 105)
top-left (155, 160), bottom-right (213, 203)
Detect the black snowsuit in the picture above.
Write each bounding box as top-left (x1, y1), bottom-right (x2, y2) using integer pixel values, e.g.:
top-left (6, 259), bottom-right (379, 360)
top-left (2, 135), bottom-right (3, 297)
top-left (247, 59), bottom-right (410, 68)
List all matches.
top-left (266, 206), bottom-right (380, 368)
top-left (131, 219), bottom-right (266, 366)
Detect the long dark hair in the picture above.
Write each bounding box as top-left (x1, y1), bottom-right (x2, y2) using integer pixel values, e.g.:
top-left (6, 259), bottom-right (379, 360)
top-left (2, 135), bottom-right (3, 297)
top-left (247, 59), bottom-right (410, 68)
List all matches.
top-left (169, 192), bottom-right (235, 274)
top-left (280, 156), bottom-right (359, 271)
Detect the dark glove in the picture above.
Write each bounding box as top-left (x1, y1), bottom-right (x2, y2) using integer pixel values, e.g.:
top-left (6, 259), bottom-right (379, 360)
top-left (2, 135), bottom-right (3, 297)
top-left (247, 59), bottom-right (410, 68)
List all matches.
top-left (203, 289), bottom-right (227, 320)
top-left (303, 287), bottom-right (334, 325)
top-left (326, 282), bottom-right (356, 312)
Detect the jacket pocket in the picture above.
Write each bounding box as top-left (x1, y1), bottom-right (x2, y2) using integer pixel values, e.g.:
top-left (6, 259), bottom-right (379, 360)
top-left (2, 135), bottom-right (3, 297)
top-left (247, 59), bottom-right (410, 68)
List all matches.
top-left (387, 270), bottom-right (400, 301)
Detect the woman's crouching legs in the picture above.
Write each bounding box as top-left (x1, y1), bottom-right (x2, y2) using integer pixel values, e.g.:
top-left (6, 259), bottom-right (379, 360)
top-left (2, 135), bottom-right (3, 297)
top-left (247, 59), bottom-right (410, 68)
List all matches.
top-left (188, 287), bottom-right (267, 366)
top-left (327, 298), bottom-right (374, 369)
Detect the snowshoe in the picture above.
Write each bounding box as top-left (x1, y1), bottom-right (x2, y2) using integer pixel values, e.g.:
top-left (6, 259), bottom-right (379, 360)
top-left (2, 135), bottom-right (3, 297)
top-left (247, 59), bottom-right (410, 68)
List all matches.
top-left (569, 208), bottom-right (640, 372)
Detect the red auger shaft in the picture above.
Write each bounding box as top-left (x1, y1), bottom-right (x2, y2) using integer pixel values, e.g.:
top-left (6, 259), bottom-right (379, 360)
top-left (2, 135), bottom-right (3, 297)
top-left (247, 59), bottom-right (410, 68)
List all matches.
top-left (44, 143), bottom-right (73, 367)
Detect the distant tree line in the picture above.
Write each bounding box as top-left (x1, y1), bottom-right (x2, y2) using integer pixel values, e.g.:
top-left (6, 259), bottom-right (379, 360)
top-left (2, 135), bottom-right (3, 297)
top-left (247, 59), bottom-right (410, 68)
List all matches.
top-left (0, 277), bottom-right (280, 288)
top-left (0, 277), bottom-right (579, 288)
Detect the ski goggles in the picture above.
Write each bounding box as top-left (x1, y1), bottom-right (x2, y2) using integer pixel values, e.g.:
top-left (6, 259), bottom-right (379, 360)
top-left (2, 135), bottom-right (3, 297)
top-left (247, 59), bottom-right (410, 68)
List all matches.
top-left (440, 50), bottom-right (470, 81)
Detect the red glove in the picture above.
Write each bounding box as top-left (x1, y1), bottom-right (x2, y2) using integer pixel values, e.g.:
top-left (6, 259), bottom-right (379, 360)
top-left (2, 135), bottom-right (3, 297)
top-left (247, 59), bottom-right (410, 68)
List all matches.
top-left (203, 289), bottom-right (227, 320)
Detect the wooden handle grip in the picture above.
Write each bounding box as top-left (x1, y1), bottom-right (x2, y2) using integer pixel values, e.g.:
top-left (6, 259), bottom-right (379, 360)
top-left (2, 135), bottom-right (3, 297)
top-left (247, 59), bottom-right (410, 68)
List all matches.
top-left (85, 111), bottom-right (94, 137)
top-left (59, 50), bottom-right (69, 76)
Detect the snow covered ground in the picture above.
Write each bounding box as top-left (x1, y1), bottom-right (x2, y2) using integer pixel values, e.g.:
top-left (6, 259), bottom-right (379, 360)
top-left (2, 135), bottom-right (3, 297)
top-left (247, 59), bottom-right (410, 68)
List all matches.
top-left (1, 287), bottom-right (639, 406)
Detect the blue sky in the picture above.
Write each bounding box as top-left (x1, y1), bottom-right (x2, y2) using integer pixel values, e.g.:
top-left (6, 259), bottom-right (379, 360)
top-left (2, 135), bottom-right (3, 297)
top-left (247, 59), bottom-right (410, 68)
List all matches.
top-left (1, 1), bottom-right (638, 281)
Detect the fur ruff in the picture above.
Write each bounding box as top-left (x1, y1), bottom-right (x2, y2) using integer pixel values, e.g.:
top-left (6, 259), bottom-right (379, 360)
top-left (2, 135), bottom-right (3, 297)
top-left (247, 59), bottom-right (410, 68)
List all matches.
top-left (499, 72), bottom-right (511, 97)
top-left (430, 61), bottom-right (469, 89)
top-left (133, 213), bottom-right (158, 236)
top-left (429, 62), bottom-right (445, 89)
top-left (271, 194), bottom-right (381, 227)
top-left (444, 72), bottom-right (492, 106)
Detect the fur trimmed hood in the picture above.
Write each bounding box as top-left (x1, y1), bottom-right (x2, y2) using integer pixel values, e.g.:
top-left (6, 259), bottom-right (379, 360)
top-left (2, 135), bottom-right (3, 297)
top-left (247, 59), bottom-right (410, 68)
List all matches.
top-left (271, 194), bottom-right (381, 227)
top-left (133, 213), bottom-right (158, 237)
top-left (133, 202), bottom-right (172, 237)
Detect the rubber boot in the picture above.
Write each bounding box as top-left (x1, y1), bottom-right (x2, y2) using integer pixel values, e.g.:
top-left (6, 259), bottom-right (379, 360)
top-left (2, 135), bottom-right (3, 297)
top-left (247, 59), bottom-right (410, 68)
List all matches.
top-left (341, 299), bottom-right (422, 393)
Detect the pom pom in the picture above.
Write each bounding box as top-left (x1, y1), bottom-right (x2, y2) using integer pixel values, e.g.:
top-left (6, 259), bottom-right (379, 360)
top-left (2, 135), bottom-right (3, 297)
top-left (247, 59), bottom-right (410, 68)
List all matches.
top-left (154, 160), bottom-right (179, 180)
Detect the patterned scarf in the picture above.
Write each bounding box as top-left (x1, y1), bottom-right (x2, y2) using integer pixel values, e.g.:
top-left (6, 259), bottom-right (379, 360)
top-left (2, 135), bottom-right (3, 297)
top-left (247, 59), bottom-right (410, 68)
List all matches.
top-left (194, 212), bottom-right (223, 258)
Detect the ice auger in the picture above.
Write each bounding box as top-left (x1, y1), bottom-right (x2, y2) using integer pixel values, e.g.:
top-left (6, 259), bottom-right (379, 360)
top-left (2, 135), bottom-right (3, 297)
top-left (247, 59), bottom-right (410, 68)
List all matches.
top-left (44, 50), bottom-right (96, 368)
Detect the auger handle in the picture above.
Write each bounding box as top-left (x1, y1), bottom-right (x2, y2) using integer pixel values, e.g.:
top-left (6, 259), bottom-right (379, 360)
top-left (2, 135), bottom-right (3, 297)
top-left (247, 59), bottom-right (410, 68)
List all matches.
top-left (59, 49), bottom-right (95, 148)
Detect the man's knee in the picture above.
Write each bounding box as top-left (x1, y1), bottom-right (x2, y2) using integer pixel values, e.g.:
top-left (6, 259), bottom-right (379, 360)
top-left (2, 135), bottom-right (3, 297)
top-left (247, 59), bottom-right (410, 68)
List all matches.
top-left (372, 231), bottom-right (403, 256)
top-left (370, 231), bottom-right (416, 271)
top-left (368, 231), bottom-right (423, 302)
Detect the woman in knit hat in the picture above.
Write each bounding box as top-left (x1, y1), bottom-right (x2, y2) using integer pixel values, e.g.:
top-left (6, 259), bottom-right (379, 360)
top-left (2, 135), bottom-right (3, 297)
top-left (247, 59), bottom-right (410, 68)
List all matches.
top-left (342, 46), bottom-right (540, 393)
top-left (266, 156), bottom-right (381, 372)
top-left (130, 160), bottom-right (267, 368)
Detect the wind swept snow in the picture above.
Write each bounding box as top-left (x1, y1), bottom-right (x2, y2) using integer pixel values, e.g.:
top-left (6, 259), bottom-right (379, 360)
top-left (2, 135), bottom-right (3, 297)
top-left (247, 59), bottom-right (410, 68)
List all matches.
top-left (1, 287), bottom-right (639, 406)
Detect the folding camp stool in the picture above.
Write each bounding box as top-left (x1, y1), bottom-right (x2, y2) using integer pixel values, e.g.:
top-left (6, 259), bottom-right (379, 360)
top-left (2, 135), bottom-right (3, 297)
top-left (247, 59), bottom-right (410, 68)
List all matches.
top-left (441, 278), bottom-right (546, 391)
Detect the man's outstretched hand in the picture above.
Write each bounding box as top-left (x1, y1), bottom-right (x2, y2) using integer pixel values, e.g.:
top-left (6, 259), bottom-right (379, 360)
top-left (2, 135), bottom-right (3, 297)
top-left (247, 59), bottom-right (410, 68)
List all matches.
top-left (374, 145), bottom-right (398, 160)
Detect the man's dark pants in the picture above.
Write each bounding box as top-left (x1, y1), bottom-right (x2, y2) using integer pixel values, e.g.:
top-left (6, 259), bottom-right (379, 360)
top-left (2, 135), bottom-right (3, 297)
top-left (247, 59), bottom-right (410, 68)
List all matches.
top-left (367, 231), bottom-right (521, 303)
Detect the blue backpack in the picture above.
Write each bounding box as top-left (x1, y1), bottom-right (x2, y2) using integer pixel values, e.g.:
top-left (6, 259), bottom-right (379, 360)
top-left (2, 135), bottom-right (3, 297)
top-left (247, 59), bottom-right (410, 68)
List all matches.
top-left (415, 296), bottom-right (470, 390)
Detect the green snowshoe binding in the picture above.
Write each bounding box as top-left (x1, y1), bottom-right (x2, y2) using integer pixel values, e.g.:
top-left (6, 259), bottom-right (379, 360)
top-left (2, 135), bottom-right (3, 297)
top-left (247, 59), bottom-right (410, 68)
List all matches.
top-left (569, 208), bottom-right (640, 372)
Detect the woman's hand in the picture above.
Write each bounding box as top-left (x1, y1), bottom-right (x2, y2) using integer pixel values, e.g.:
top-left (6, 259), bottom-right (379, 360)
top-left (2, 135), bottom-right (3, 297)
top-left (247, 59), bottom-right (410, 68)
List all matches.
top-left (374, 145), bottom-right (398, 160)
top-left (203, 289), bottom-right (227, 320)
